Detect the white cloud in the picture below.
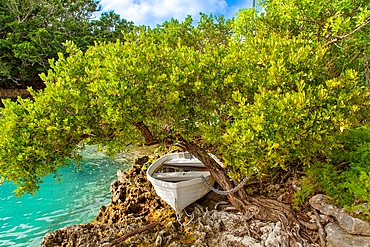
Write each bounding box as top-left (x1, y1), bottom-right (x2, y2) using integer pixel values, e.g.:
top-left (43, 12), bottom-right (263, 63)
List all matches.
top-left (99, 0), bottom-right (232, 27)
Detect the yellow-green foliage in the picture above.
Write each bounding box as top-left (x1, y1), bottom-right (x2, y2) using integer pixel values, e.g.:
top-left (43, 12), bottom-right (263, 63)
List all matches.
top-left (218, 0), bottom-right (370, 180)
top-left (0, 0), bottom-right (369, 196)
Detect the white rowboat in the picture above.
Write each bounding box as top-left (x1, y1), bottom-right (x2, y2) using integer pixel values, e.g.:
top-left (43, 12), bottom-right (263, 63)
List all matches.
top-left (146, 152), bottom-right (216, 214)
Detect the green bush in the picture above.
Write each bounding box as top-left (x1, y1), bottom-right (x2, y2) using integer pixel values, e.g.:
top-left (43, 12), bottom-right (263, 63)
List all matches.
top-left (304, 126), bottom-right (370, 218)
top-left (293, 176), bottom-right (316, 209)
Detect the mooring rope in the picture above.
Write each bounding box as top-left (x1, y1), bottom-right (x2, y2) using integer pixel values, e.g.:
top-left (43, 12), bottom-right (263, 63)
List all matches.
top-left (200, 175), bottom-right (251, 195)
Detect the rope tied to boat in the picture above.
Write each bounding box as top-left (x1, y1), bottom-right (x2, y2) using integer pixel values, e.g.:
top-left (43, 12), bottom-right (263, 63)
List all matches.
top-left (199, 175), bottom-right (251, 195)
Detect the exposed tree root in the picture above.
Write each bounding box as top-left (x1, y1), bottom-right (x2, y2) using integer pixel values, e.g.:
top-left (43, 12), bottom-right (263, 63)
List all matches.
top-left (177, 138), bottom-right (319, 245)
top-left (313, 208), bottom-right (326, 247)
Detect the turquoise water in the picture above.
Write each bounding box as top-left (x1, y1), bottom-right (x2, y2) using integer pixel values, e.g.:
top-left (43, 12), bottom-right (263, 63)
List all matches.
top-left (0, 146), bottom-right (129, 247)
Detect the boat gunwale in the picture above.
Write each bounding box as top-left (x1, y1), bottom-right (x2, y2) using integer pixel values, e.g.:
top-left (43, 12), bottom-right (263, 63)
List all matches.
top-left (147, 153), bottom-right (214, 189)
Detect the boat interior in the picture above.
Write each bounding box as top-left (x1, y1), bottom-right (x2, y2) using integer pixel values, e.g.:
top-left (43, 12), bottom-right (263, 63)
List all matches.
top-left (153, 161), bottom-right (210, 182)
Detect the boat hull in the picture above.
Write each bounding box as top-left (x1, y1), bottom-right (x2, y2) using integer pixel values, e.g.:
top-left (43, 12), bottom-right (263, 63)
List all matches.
top-left (147, 152), bottom-right (216, 214)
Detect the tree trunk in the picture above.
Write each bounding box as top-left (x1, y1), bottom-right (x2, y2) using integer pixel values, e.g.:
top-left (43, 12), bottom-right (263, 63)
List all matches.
top-left (176, 139), bottom-right (250, 211)
top-left (134, 121), bottom-right (157, 145)
top-left (176, 139), bottom-right (315, 231)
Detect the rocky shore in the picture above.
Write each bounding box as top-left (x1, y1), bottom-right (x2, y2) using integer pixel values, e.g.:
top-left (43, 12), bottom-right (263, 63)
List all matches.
top-left (41, 155), bottom-right (370, 247)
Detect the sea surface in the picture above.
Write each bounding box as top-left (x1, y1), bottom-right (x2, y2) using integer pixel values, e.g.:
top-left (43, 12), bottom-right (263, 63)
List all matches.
top-left (0, 146), bottom-right (129, 247)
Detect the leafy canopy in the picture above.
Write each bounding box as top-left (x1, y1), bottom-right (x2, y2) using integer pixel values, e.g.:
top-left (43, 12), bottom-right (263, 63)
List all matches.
top-left (0, 0), bottom-right (369, 196)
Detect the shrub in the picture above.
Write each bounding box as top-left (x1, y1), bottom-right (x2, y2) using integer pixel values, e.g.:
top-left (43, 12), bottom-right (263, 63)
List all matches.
top-left (304, 126), bottom-right (370, 218)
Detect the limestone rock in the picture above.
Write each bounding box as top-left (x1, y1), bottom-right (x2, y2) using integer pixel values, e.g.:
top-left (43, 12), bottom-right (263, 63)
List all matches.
top-left (326, 222), bottom-right (370, 247)
top-left (190, 207), bottom-right (288, 247)
top-left (223, 235), bottom-right (262, 247)
top-left (41, 155), bottom-right (321, 247)
top-left (41, 223), bottom-right (123, 246)
top-left (310, 194), bottom-right (370, 236)
top-left (41, 160), bottom-right (172, 247)
top-left (265, 221), bottom-right (281, 246)
top-left (94, 159), bottom-right (173, 225)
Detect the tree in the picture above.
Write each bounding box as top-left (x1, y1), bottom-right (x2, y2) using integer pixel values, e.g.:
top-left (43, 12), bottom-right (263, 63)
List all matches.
top-left (0, 0), bottom-right (99, 88)
top-left (1, 0), bottom-right (370, 240)
top-left (0, 0), bottom-right (134, 89)
top-left (222, 0), bottom-right (370, 178)
top-left (91, 11), bottom-right (134, 42)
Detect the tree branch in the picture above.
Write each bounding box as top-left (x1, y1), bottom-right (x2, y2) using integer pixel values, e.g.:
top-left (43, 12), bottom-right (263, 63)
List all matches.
top-left (106, 221), bottom-right (160, 247)
top-left (325, 18), bottom-right (370, 47)
top-left (364, 52), bottom-right (370, 91)
top-left (349, 48), bottom-right (364, 64)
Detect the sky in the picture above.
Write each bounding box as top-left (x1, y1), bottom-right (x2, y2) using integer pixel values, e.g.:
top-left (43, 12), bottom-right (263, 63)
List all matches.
top-left (99, 0), bottom-right (254, 27)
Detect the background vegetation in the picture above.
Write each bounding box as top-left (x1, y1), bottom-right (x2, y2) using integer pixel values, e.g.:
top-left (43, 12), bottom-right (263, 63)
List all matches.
top-left (0, 0), bottom-right (133, 89)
